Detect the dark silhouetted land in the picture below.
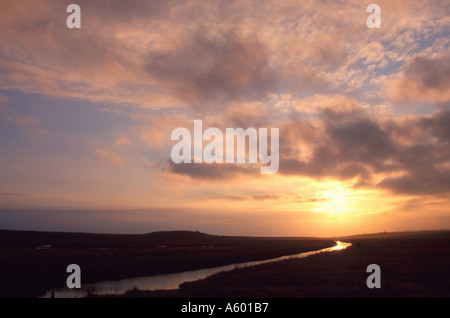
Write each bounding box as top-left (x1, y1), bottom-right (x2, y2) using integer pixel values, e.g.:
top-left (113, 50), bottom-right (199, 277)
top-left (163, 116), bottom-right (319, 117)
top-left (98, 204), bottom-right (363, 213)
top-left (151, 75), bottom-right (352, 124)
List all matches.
top-left (0, 229), bottom-right (332, 298)
top-left (173, 230), bottom-right (450, 298)
top-left (1, 229), bottom-right (449, 298)
top-left (96, 230), bottom-right (450, 298)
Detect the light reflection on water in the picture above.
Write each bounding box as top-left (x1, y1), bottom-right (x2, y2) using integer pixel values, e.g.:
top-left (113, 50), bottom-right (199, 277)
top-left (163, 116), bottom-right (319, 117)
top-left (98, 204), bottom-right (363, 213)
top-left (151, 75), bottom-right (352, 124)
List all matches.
top-left (41, 241), bottom-right (351, 298)
top-left (332, 240), bottom-right (348, 250)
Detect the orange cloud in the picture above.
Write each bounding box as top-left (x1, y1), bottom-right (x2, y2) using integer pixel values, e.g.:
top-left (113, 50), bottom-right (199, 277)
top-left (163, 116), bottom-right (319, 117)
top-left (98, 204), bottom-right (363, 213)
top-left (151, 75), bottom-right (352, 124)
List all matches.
top-left (94, 148), bottom-right (123, 166)
top-left (114, 135), bottom-right (130, 148)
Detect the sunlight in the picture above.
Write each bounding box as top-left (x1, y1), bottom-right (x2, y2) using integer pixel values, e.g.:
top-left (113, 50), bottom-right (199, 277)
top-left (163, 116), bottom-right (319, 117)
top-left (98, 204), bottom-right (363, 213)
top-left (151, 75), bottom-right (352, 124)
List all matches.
top-left (312, 185), bottom-right (352, 214)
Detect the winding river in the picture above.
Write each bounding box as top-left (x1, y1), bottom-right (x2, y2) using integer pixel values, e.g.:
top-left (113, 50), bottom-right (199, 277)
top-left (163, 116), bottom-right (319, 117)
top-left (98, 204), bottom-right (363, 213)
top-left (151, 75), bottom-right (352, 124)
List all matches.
top-left (41, 241), bottom-right (351, 298)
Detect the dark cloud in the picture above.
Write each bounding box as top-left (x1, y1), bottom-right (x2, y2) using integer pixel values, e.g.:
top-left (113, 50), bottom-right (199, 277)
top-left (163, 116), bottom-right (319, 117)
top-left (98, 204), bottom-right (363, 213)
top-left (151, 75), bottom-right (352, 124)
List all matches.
top-left (326, 119), bottom-right (394, 163)
top-left (201, 192), bottom-right (325, 203)
top-left (404, 54), bottom-right (450, 91)
top-left (167, 161), bottom-right (257, 180)
top-left (165, 103), bottom-right (450, 196)
top-left (377, 110), bottom-right (450, 195)
top-left (421, 109), bottom-right (450, 142)
top-left (278, 108), bottom-right (394, 184)
top-left (279, 106), bottom-right (450, 196)
top-left (295, 195), bottom-right (323, 203)
top-left (395, 143), bottom-right (450, 169)
top-left (144, 32), bottom-right (276, 107)
top-left (81, 0), bottom-right (170, 23)
top-left (388, 52), bottom-right (450, 104)
top-left (279, 155), bottom-right (372, 183)
top-left (378, 167), bottom-right (450, 195)
top-left (251, 193), bottom-right (283, 201)
top-left (202, 193), bottom-right (285, 201)
top-left (202, 195), bottom-right (247, 201)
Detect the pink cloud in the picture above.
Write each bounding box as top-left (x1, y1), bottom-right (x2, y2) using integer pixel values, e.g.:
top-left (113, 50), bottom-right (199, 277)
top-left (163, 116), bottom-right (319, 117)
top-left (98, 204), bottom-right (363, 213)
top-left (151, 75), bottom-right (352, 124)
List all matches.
top-left (94, 148), bottom-right (123, 166)
top-left (385, 52), bottom-right (450, 104)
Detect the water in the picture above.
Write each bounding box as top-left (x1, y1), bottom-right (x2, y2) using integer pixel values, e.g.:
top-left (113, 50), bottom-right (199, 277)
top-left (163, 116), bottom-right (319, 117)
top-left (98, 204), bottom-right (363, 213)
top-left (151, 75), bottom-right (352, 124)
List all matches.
top-left (41, 241), bottom-right (351, 298)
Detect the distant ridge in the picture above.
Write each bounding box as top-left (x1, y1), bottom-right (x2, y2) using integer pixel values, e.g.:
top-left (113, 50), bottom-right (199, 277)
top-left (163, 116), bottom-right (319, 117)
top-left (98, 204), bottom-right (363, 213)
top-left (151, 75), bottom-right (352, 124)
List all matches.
top-left (0, 229), bottom-right (221, 249)
top-left (1, 228), bottom-right (449, 243)
top-left (143, 230), bottom-right (215, 238)
top-left (0, 228), bottom-right (215, 239)
top-left (337, 229), bottom-right (450, 240)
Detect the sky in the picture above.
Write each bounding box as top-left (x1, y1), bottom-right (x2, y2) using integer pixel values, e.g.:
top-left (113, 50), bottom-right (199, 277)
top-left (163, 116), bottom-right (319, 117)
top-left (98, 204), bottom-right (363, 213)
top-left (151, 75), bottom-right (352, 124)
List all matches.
top-left (0, 0), bottom-right (449, 237)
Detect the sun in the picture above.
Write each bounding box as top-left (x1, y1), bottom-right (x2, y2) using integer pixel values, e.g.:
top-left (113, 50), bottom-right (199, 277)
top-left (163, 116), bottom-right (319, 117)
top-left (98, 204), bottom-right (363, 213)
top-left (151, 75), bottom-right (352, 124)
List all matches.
top-left (312, 184), bottom-right (352, 214)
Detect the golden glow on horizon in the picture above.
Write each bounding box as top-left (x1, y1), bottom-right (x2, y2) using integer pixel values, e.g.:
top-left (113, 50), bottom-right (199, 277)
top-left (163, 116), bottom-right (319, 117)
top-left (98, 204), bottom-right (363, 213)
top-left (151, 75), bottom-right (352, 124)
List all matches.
top-left (312, 184), bottom-right (352, 214)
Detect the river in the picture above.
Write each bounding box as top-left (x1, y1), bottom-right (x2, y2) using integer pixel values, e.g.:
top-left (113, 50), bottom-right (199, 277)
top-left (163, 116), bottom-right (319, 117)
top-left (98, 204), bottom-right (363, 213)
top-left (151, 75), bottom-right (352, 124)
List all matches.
top-left (41, 240), bottom-right (351, 298)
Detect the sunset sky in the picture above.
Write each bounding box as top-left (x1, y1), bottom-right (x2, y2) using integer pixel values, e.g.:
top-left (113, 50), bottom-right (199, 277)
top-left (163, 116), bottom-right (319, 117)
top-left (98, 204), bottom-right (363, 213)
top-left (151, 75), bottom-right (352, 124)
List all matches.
top-left (1, 0), bottom-right (449, 236)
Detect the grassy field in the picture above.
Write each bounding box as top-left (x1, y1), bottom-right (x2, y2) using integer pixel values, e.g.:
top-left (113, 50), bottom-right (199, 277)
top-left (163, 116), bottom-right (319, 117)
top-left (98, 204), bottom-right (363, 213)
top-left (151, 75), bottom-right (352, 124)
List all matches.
top-left (0, 229), bottom-right (333, 298)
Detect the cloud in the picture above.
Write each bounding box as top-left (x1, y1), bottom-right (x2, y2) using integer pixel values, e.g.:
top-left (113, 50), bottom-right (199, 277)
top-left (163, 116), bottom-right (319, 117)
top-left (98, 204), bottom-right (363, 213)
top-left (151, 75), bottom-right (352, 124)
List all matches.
top-left (377, 110), bottom-right (450, 195)
top-left (167, 161), bottom-right (257, 181)
top-left (201, 194), bottom-right (247, 201)
top-left (2, 0), bottom-right (450, 214)
top-left (0, 100), bottom-right (39, 129)
top-left (114, 135), bottom-right (130, 148)
top-left (309, 32), bottom-right (348, 71)
top-left (94, 148), bottom-right (123, 166)
top-left (137, 114), bottom-right (193, 151)
top-left (0, 192), bottom-right (32, 197)
top-left (0, 1), bottom-right (174, 107)
top-left (378, 167), bottom-right (450, 195)
top-left (0, 99), bottom-right (44, 141)
top-left (278, 102), bottom-right (394, 184)
top-left (1, 0), bottom-right (448, 111)
top-left (201, 192), bottom-right (298, 202)
top-left (144, 31), bottom-right (276, 108)
top-left (161, 95), bottom-right (450, 197)
top-left (385, 52), bottom-right (450, 104)
top-left (278, 103), bottom-right (450, 196)
top-left (421, 109), bottom-right (450, 141)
